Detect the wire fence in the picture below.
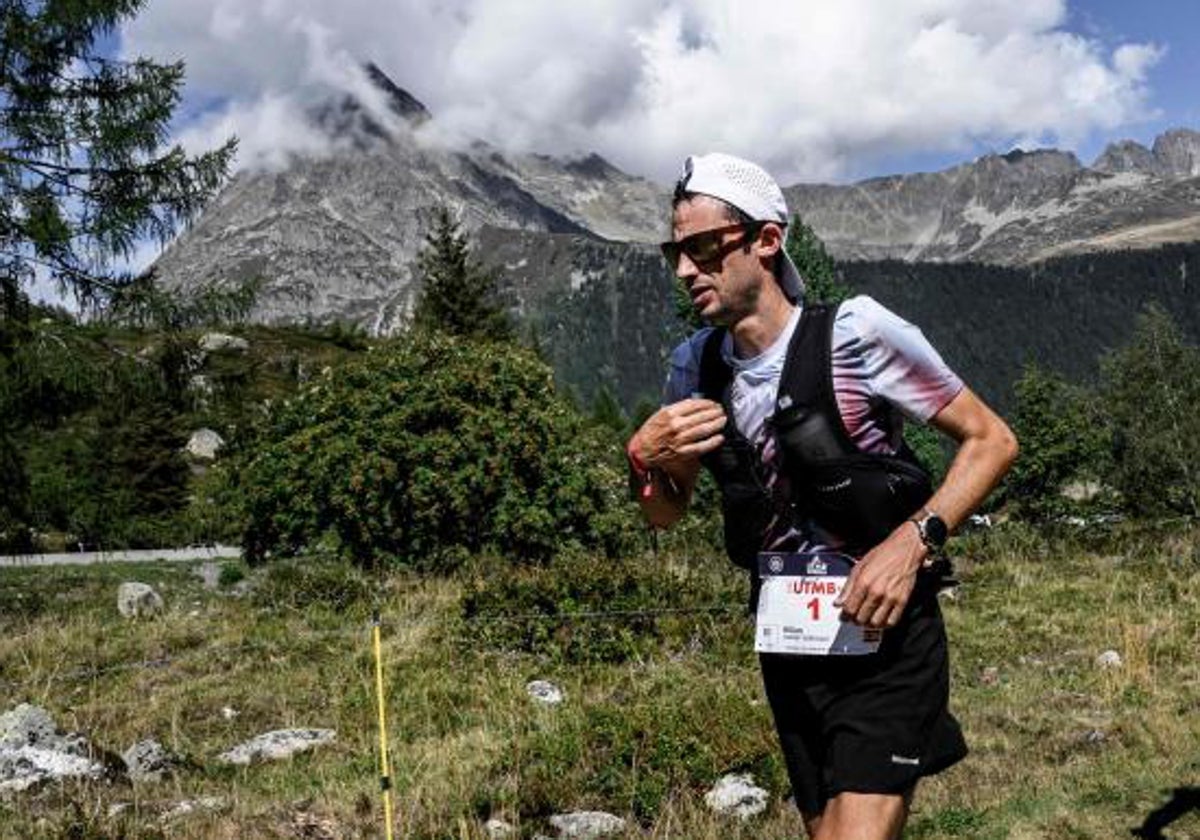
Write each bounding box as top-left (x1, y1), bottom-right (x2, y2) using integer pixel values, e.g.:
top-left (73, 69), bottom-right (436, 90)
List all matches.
top-left (0, 602), bottom-right (748, 694)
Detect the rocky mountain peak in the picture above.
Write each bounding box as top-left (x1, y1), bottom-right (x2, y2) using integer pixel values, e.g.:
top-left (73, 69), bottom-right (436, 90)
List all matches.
top-left (1152, 128), bottom-right (1200, 178)
top-left (1092, 128), bottom-right (1200, 178)
top-left (307, 61), bottom-right (430, 148)
top-left (1092, 139), bottom-right (1157, 175)
top-left (987, 148), bottom-right (1082, 175)
top-left (361, 61), bottom-right (431, 124)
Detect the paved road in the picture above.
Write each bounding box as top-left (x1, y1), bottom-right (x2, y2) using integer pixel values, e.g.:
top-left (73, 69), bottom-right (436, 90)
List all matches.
top-left (0, 545), bottom-right (242, 568)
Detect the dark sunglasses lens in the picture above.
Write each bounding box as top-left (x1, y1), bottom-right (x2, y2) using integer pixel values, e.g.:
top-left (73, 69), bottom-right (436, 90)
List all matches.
top-left (660, 242), bottom-right (680, 266)
top-left (685, 233), bottom-right (723, 263)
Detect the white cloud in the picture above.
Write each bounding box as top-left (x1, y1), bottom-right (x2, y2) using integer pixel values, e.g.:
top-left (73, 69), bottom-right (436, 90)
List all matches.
top-left (122, 0), bottom-right (1162, 183)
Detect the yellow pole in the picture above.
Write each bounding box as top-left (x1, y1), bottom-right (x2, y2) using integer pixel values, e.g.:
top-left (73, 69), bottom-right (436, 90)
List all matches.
top-left (372, 609), bottom-right (395, 840)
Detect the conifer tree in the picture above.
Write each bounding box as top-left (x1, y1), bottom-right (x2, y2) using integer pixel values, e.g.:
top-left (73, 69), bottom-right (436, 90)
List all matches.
top-left (786, 213), bottom-right (850, 305)
top-left (0, 0), bottom-right (236, 311)
top-left (412, 206), bottom-right (512, 340)
top-left (0, 0), bottom-right (234, 548)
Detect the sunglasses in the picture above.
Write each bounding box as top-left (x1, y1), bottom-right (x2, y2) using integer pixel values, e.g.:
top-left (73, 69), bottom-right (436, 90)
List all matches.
top-left (660, 223), bottom-right (763, 270)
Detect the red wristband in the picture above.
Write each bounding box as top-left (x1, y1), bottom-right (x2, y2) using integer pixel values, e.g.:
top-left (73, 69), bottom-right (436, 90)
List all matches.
top-left (626, 439), bottom-right (654, 499)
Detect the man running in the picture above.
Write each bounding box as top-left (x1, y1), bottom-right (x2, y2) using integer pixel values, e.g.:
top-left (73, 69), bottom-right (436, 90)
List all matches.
top-left (626, 153), bottom-right (1017, 840)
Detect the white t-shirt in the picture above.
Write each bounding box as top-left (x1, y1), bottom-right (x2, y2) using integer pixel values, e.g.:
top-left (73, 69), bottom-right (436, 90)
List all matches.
top-left (663, 295), bottom-right (963, 552)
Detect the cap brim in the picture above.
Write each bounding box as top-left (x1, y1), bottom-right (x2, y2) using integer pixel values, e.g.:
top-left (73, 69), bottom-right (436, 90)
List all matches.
top-left (779, 251), bottom-right (805, 302)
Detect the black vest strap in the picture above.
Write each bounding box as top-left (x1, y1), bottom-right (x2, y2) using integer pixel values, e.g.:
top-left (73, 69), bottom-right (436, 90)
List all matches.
top-left (774, 303), bottom-right (862, 460)
top-left (697, 328), bottom-right (731, 404)
top-left (694, 302), bottom-right (935, 560)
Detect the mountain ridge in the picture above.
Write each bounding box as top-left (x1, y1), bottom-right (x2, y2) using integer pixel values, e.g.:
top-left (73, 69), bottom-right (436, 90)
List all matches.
top-left (150, 66), bottom-right (1200, 413)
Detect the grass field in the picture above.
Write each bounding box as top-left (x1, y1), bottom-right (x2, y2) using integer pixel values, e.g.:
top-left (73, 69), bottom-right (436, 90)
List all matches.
top-left (0, 522), bottom-right (1197, 839)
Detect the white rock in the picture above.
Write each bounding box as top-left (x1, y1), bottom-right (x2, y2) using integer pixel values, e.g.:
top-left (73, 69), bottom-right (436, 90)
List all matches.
top-left (117, 582), bottom-right (164, 618)
top-left (186, 429), bottom-right (225, 461)
top-left (1096, 649), bottom-right (1123, 669)
top-left (703, 773), bottom-right (769, 819)
top-left (218, 729), bottom-right (335, 765)
top-left (0, 746), bottom-right (105, 792)
top-left (160, 796), bottom-right (226, 822)
top-left (198, 333), bottom-right (249, 353)
top-left (548, 811), bottom-right (626, 839)
top-left (0, 704), bottom-right (104, 791)
top-left (485, 817), bottom-right (515, 838)
top-left (122, 739), bottom-right (178, 783)
top-left (526, 680), bottom-right (564, 705)
top-left (1, 704), bottom-right (64, 750)
top-left (220, 706), bottom-right (239, 720)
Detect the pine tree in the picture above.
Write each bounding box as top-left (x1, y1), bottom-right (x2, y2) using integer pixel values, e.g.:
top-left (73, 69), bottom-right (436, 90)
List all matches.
top-left (412, 206), bottom-right (512, 340)
top-left (0, 0), bottom-right (234, 548)
top-left (786, 213), bottom-right (850, 305)
top-left (0, 0), bottom-right (236, 311)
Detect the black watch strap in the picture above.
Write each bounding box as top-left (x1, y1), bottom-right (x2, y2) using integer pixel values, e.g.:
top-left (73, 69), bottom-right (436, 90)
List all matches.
top-left (911, 508), bottom-right (949, 551)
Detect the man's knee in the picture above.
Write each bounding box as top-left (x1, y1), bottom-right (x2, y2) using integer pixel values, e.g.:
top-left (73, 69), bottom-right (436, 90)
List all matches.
top-left (812, 790), bottom-right (911, 840)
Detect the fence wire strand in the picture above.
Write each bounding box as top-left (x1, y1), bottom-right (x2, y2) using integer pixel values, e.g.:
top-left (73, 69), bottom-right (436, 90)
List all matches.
top-left (0, 602), bottom-right (746, 693)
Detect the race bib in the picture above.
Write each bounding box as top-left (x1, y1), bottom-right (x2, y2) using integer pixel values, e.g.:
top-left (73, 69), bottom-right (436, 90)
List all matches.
top-left (755, 552), bottom-right (882, 656)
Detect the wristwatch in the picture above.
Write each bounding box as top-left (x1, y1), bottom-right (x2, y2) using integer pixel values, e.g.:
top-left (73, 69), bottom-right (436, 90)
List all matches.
top-left (911, 508), bottom-right (949, 552)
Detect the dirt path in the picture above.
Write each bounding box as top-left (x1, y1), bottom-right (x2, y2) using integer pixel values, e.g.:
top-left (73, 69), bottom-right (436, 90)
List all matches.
top-left (0, 545), bottom-right (242, 568)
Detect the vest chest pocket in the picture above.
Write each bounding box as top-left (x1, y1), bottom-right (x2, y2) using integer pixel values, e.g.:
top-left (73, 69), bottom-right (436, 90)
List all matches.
top-left (798, 455), bottom-right (932, 549)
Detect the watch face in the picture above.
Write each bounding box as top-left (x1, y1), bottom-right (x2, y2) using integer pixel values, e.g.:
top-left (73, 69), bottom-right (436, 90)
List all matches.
top-left (925, 514), bottom-right (949, 547)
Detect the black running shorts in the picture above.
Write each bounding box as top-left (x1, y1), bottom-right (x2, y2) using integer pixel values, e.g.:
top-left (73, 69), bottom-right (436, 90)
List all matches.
top-left (758, 585), bottom-right (967, 815)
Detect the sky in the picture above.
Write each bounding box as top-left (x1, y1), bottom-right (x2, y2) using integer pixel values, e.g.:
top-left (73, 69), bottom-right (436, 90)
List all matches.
top-left (116, 0), bottom-right (1199, 186)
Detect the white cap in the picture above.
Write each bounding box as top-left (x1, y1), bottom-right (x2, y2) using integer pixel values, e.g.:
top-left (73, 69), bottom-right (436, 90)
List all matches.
top-left (675, 152), bottom-right (805, 301)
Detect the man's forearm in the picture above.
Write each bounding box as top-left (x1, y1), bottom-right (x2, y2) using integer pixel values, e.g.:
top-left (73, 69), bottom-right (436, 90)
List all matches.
top-left (924, 421), bottom-right (1018, 532)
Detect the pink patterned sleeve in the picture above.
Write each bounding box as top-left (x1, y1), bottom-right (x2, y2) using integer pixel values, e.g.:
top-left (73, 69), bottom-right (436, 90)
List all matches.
top-left (834, 296), bottom-right (963, 424)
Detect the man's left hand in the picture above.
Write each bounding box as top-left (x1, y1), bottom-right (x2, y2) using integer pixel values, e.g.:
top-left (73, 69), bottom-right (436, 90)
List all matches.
top-left (834, 522), bottom-right (928, 629)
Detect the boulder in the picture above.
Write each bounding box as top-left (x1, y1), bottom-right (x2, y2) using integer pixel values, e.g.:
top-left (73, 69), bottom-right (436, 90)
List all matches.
top-left (703, 773), bottom-right (769, 819)
top-left (198, 332), bottom-right (249, 353)
top-left (526, 680), bottom-right (564, 705)
top-left (122, 738), bottom-right (179, 783)
top-left (0, 704), bottom-right (105, 792)
top-left (186, 429), bottom-right (225, 461)
top-left (218, 729), bottom-right (335, 765)
top-left (1096, 649), bottom-right (1123, 669)
top-left (547, 811), bottom-right (626, 839)
top-left (117, 582), bottom-right (164, 618)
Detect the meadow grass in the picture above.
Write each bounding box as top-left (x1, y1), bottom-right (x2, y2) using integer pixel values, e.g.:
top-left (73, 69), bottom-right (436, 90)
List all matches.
top-left (0, 522), bottom-right (1197, 839)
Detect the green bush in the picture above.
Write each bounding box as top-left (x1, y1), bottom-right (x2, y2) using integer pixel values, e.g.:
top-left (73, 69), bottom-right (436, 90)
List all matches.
top-left (232, 332), bottom-right (635, 569)
top-left (460, 547), bottom-right (747, 664)
top-left (1004, 363), bottom-right (1108, 520)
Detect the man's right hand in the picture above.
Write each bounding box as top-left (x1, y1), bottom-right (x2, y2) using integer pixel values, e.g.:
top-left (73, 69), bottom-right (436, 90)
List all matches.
top-left (631, 398), bottom-right (727, 470)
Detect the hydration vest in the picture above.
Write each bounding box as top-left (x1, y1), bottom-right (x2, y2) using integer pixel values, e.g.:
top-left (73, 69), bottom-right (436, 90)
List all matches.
top-left (697, 303), bottom-right (934, 568)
